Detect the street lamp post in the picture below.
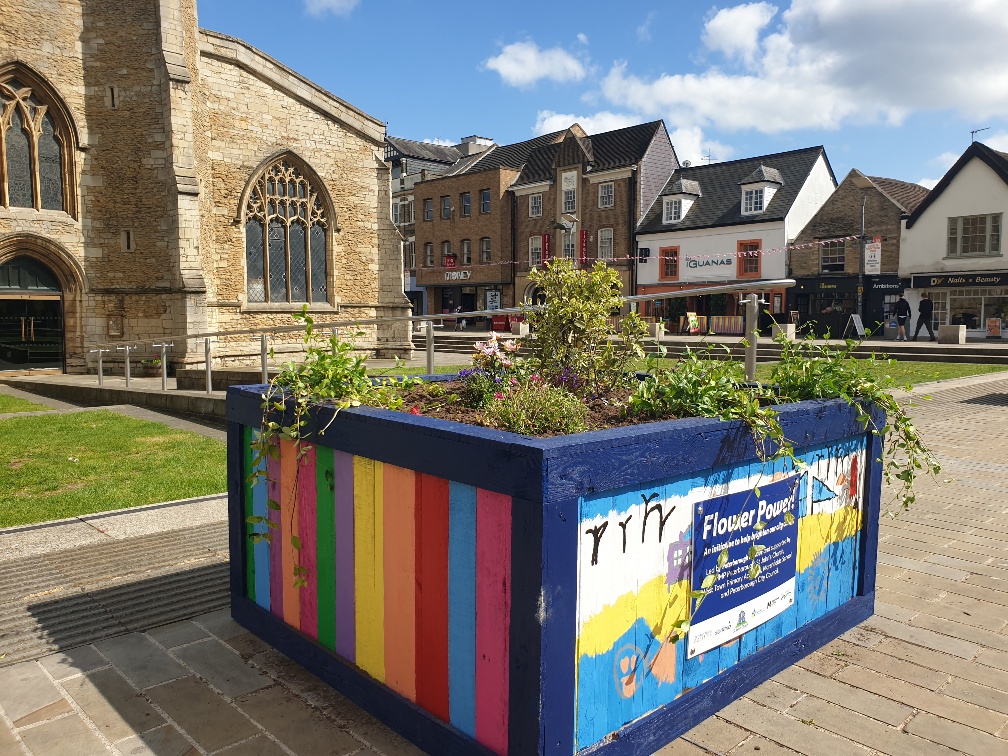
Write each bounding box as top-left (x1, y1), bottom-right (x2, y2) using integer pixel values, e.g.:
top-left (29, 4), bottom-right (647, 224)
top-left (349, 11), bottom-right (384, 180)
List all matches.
top-left (851, 171), bottom-right (875, 326)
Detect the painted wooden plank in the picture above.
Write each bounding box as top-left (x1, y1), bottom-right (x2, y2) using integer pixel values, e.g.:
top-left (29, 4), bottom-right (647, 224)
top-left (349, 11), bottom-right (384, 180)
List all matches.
top-left (250, 429), bottom-right (270, 613)
top-left (267, 448), bottom-right (283, 621)
top-left (681, 646), bottom-right (720, 692)
top-left (227, 421), bottom-right (245, 601)
top-left (416, 473), bottom-right (450, 723)
top-left (333, 450), bottom-right (356, 663)
top-left (298, 445), bottom-right (319, 641)
top-left (243, 426), bottom-right (256, 603)
top-left (475, 489), bottom-right (511, 756)
top-left (383, 463), bottom-right (417, 702)
top-left (507, 496), bottom-right (543, 756)
top-left (354, 456), bottom-right (385, 682)
top-left (316, 446), bottom-right (337, 651)
top-left (448, 482), bottom-right (477, 737)
top-left (279, 439), bottom-right (301, 629)
top-left (718, 639), bottom-right (739, 673)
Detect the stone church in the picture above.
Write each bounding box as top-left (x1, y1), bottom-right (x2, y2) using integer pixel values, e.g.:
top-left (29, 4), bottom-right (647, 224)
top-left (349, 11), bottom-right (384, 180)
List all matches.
top-left (0, 0), bottom-right (411, 373)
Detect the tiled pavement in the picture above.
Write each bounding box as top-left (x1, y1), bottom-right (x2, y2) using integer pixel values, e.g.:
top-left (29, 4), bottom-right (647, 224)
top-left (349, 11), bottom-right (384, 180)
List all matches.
top-left (3, 377), bottom-right (1008, 754)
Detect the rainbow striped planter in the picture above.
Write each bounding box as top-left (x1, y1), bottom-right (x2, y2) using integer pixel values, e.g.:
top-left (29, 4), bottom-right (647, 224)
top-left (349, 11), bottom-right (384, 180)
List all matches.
top-left (227, 384), bottom-right (882, 756)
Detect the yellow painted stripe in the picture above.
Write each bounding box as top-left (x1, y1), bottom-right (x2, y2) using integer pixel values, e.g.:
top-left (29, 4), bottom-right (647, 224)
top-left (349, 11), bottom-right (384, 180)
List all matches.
top-left (354, 456), bottom-right (385, 682)
top-left (798, 507), bottom-right (861, 574)
top-left (577, 576), bottom-right (689, 659)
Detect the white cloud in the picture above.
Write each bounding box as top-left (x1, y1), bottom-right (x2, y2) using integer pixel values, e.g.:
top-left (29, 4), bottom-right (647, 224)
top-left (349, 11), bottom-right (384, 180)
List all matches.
top-left (702, 2), bottom-right (777, 62)
top-left (534, 110), bottom-right (641, 136)
top-left (917, 178), bottom-right (940, 190)
top-left (637, 12), bottom-right (657, 42)
top-left (668, 126), bottom-right (734, 166)
top-left (929, 151), bottom-right (960, 170)
top-left (485, 41), bottom-right (586, 88)
top-left (304, 0), bottom-right (359, 16)
top-left (984, 131), bottom-right (1008, 152)
top-left (577, 33), bottom-right (589, 45)
top-left (597, 1), bottom-right (1008, 137)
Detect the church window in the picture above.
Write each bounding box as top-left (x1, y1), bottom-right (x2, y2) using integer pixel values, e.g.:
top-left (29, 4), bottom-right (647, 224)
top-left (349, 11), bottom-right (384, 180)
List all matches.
top-left (245, 158), bottom-right (329, 304)
top-left (0, 73), bottom-right (73, 214)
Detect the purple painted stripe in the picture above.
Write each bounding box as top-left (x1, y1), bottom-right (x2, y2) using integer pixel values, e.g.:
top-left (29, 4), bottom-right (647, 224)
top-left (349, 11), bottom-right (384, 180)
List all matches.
top-left (267, 450), bottom-right (283, 620)
top-left (334, 450), bottom-right (356, 663)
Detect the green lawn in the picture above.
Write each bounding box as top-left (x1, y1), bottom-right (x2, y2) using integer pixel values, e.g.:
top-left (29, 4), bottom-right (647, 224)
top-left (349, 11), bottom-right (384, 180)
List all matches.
top-left (753, 360), bottom-right (1008, 386)
top-left (0, 410), bottom-right (226, 528)
top-left (0, 393), bottom-right (51, 414)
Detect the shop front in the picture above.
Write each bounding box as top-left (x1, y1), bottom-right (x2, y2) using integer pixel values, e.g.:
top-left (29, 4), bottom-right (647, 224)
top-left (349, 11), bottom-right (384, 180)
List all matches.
top-left (423, 272), bottom-right (506, 330)
top-left (637, 282), bottom-right (788, 335)
top-left (910, 272), bottom-right (1008, 338)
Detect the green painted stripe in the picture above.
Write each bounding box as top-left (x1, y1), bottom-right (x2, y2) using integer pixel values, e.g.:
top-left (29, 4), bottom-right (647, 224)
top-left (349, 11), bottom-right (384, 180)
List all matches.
top-left (316, 446), bottom-right (337, 651)
top-left (243, 425), bottom-right (256, 603)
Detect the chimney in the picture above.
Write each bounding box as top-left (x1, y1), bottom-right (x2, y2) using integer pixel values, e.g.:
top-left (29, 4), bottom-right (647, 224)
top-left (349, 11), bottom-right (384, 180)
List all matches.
top-left (457, 135), bottom-right (494, 157)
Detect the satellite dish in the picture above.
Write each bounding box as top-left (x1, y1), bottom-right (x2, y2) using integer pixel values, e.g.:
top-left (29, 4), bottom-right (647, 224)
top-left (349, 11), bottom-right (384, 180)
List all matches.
top-left (682, 160), bottom-right (692, 167)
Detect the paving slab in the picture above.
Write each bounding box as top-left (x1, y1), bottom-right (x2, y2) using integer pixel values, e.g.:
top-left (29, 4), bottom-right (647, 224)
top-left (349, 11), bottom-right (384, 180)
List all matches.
top-left (145, 676), bottom-right (258, 753)
top-left (0, 661), bottom-right (64, 726)
top-left (146, 621), bottom-right (209, 649)
top-left (681, 716), bottom-right (749, 753)
top-left (717, 697), bottom-right (870, 756)
top-left (773, 664), bottom-right (916, 726)
top-left (725, 736), bottom-right (803, 755)
top-left (93, 634), bottom-right (188, 690)
top-left (215, 735), bottom-right (289, 755)
top-left (235, 684), bottom-right (364, 755)
top-left (192, 608), bottom-right (245, 641)
top-left (62, 667), bottom-right (163, 743)
top-left (172, 638), bottom-right (270, 698)
top-left (904, 711), bottom-right (1008, 756)
top-left (16, 713), bottom-right (109, 756)
top-left (37, 646), bottom-right (108, 681)
top-left (111, 723), bottom-right (195, 756)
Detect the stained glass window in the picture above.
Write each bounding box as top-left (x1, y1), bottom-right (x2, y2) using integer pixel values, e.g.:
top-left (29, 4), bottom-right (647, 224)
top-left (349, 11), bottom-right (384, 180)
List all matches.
top-left (6, 108), bottom-right (33, 208)
top-left (38, 113), bottom-right (63, 210)
top-left (244, 158), bottom-right (330, 303)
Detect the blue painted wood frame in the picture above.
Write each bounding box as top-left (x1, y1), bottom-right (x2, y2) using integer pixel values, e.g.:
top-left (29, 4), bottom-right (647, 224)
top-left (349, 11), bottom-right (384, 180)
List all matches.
top-left (227, 385), bottom-right (882, 756)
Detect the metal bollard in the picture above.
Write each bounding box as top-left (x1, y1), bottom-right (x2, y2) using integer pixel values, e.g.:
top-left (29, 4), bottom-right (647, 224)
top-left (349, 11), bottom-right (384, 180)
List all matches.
top-left (260, 333), bottom-right (268, 384)
top-left (204, 338), bottom-right (213, 395)
top-left (425, 319), bottom-right (434, 376)
top-left (744, 293), bottom-right (759, 382)
top-left (90, 348), bottom-right (109, 386)
top-left (117, 345), bottom-right (133, 388)
top-left (153, 342), bottom-right (173, 392)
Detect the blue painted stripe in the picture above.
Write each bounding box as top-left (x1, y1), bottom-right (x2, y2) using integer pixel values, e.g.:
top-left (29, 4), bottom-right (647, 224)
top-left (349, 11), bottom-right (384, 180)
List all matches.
top-left (447, 481), bottom-right (477, 737)
top-left (251, 429), bottom-right (271, 612)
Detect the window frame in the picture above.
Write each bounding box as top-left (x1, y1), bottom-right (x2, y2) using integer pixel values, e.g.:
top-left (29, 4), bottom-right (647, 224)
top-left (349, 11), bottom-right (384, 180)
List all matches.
top-left (563, 187), bottom-right (577, 214)
top-left (743, 188), bottom-right (764, 214)
top-left (737, 239), bottom-right (762, 278)
top-left (460, 192), bottom-right (471, 217)
top-left (479, 189), bottom-right (491, 213)
top-left (440, 195), bottom-right (451, 219)
top-left (663, 198), bottom-right (682, 224)
top-left (529, 236), bottom-right (543, 268)
top-left (820, 239), bottom-right (846, 273)
top-left (480, 237), bottom-right (491, 263)
top-left (598, 182), bottom-right (614, 209)
top-left (424, 242), bottom-right (434, 267)
top-left (659, 246), bottom-right (679, 281)
top-left (407, 240), bottom-right (415, 270)
top-left (391, 202), bottom-right (399, 225)
top-left (423, 198), bottom-right (433, 221)
top-left (597, 228), bottom-right (614, 260)
top-left (529, 193), bottom-right (542, 218)
top-left (947, 213), bottom-right (1002, 257)
top-left (461, 238), bottom-right (472, 265)
top-left (441, 240), bottom-right (452, 265)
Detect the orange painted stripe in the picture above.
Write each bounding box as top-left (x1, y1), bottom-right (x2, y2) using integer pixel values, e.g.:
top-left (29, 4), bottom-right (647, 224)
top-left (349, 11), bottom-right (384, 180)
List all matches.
top-left (383, 464), bottom-right (417, 702)
top-left (279, 439), bottom-right (301, 629)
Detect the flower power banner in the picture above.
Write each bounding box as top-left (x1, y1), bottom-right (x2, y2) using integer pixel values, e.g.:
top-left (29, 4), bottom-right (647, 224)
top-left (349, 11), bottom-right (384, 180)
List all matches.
top-left (688, 475), bottom-right (800, 658)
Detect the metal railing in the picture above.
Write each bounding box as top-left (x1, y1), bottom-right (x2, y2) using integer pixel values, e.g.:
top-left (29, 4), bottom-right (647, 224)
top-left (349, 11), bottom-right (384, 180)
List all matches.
top-left (87, 279), bottom-right (796, 394)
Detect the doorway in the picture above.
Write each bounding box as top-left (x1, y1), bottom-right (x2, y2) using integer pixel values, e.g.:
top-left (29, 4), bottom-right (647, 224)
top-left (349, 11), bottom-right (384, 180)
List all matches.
top-left (0, 257), bottom-right (65, 371)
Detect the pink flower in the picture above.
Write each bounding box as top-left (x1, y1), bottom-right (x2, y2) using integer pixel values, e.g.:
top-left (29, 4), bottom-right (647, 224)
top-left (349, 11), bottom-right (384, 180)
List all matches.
top-left (494, 392), bottom-right (504, 400)
top-left (409, 406), bottom-right (421, 415)
top-left (510, 377), bottom-right (518, 386)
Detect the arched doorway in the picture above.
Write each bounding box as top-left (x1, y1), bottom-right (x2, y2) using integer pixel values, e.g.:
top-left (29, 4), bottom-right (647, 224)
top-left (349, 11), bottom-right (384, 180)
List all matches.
top-left (0, 256), bottom-right (64, 370)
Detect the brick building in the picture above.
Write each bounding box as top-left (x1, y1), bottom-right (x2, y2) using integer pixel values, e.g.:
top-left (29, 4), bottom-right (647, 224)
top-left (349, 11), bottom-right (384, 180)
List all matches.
top-left (0, 0), bottom-right (410, 373)
top-left (789, 169), bottom-right (928, 336)
top-left (413, 121), bottom-right (676, 317)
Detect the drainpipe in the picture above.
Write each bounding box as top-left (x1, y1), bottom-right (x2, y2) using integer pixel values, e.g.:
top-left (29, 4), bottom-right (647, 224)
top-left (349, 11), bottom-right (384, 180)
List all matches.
top-left (628, 167), bottom-right (638, 312)
top-left (510, 191), bottom-right (517, 307)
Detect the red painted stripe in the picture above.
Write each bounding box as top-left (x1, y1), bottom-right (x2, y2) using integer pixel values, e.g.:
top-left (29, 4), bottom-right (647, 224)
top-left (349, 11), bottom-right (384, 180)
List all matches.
top-left (475, 489), bottom-right (511, 755)
top-left (267, 450), bottom-right (283, 620)
top-left (415, 473), bottom-right (450, 722)
top-left (298, 445), bottom-right (318, 640)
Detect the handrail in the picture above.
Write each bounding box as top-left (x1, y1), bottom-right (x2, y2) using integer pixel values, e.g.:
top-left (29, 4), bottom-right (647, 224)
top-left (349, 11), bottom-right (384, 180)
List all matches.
top-left (87, 279), bottom-right (796, 394)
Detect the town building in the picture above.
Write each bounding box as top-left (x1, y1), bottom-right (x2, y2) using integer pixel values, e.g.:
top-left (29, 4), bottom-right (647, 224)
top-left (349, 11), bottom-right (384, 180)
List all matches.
top-left (511, 121), bottom-right (677, 308)
top-left (635, 147), bottom-right (836, 334)
top-left (789, 169), bottom-right (928, 337)
top-left (900, 141), bottom-right (1008, 338)
top-left (0, 0), bottom-right (410, 373)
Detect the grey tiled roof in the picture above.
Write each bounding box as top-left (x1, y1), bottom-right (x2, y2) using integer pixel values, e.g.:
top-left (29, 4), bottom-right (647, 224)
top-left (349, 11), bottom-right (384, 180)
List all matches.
top-left (458, 131), bottom-right (566, 174)
top-left (513, 120), bottom-right (666, 185)
top-left (638, 146), bottom-right (833, 235)
top-left (739, 165), bottom-right (784, 185)
top-left (867, 176), bottom-right (930, 214)
top-left (385, 136), bottom-right (461, 165)
top-left (667, 179), bottom-right (702, 196)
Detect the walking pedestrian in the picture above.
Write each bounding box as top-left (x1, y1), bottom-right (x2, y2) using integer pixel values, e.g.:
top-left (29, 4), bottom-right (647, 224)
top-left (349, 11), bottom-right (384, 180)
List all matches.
top-left (893, 293), bottom-right (911, 341)
top-left (911, 292), bottom-right (936, 341)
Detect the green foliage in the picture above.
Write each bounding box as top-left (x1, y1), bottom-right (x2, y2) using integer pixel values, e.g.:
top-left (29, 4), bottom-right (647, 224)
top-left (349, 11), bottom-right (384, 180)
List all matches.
top-left (485, 374), bottom-right (588, 436)
top-left (523, 258), bottom-right (648, 397)
top-left (769, 332), bottom-right (941, 513)
top-left (459, 332), bottom-right (527, 408)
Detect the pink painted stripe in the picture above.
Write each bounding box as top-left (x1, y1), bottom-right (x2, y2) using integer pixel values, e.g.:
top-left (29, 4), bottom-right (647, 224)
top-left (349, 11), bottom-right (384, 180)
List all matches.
top-left (298, 445), bottom-right (319, 640)
top-left (267, 451), bottom-right (283, 620)
top-left (475, 489), bottom-right (511, 756)
top-left (333, 450), bottom-right (356, 662)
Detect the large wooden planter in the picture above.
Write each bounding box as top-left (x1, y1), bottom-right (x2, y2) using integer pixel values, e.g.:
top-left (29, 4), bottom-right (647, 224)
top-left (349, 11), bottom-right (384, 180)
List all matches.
top-left (227, 384), bottom-right (882, 756)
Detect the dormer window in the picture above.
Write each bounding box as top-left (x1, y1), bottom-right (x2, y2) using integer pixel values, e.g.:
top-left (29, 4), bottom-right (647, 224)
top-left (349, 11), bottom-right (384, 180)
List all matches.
top-left (743, 188), bottom-right (764, 214)
top-left (663, 198), bottom-right (682, 223)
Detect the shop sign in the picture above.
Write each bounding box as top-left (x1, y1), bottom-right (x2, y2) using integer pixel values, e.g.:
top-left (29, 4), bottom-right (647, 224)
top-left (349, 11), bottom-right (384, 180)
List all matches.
top-left (913, 273), bottom-right (1008, 288)
top-left (444, 255), bottom-right (456, 269)
top-left (444, 270), bottom-right (471, 281)
top-left (864, 242), bottom-right (882, 275)
top-left (686, 256), bottom-right (733, 269)
top-left (988, 318), bottom-right (1002, 338)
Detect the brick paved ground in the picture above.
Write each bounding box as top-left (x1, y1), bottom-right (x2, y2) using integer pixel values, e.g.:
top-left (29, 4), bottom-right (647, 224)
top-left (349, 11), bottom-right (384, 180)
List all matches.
top-left (2, 376), bottom-right (1008, 755)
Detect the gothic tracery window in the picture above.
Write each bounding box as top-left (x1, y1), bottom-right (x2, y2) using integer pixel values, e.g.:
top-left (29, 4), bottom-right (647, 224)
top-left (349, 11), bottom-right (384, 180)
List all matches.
top-left (245, 158), bottom-right (329, 304)
top-left (0, 76), bottom-right (70, 213)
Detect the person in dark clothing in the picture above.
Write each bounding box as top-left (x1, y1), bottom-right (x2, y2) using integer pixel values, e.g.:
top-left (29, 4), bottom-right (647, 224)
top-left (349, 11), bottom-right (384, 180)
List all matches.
top-left (893, 293), bottom-right (911, 341)
top-left (912, 292), bottom-right (936, 341)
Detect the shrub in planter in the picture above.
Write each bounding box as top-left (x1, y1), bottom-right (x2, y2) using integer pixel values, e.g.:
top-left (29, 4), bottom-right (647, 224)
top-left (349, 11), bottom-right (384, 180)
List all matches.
top-left (228, 272), bottom-right (938, 756)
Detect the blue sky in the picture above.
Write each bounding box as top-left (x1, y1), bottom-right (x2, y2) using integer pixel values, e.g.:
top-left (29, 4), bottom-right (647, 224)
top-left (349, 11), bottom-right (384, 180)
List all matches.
top-left (198, 0), bottom-right (1008, 188)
